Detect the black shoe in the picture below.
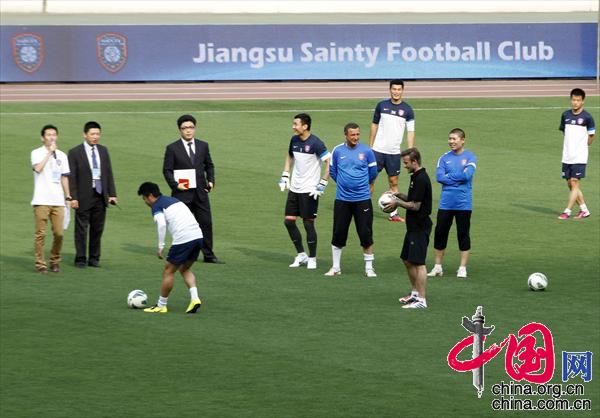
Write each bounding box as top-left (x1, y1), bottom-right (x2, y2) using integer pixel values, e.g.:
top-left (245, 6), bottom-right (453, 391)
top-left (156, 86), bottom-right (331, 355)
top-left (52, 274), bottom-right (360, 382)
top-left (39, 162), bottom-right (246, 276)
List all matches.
top-left (88, 261), bottom-right (101, 268)
top-left (75, 262), bottom-right (86, 268)
top-left (204, 257), bottom-right (225, 264)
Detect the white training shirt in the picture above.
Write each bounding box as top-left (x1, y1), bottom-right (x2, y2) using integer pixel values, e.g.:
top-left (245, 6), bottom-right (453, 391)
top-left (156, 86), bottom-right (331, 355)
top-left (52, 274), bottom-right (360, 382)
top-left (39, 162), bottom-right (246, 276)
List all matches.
top-left (288, 133), bottom-right (331, 193)
top-left (371, 99), bottom-right (415, 155)
top-left (559, 109), bottom-right (596, 164)
top-left (31, 146), bottom-right (70, 206)
top-left (151, 195), bottom-right (203, 248)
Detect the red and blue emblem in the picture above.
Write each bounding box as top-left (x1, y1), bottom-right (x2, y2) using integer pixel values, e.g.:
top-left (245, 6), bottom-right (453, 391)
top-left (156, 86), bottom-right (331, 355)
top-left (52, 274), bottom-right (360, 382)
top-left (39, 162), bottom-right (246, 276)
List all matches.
top-left (96, 32), bottom-right (128, 73)
top-left (12, 33), bottom-right (44, 73)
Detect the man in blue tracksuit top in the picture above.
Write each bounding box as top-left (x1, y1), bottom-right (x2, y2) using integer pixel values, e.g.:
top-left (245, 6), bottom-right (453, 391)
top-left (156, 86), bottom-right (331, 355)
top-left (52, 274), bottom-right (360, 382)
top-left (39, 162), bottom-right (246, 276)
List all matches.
top-left (427, 128), bottom-right (477, 279)
top-left (326, 122), bottom-right (379, 278)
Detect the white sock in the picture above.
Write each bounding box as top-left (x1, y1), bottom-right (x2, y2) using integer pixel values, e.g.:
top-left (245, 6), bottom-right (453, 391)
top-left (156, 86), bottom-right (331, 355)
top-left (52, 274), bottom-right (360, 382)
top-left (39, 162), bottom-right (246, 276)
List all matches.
top-left (298, 251), bottom-right (307, 258)
top-left (458, 265), bottom-right (466, 270)
top-left (434, 263), bottom-right (443, 271)
top-left (580, 204), bottom-right (589, 213)
top-left (189, 286), bottom-right (199, 301)
top-left (332, 246), bottom-right (342, 270)
top-left (157, 296), bottom-right (168, 307)
top-left (390, 209), bottom-right (398, 217)
top-left (363, 253), bottom-right (374, 270)
top-left (563, 208), bottom-right (572, 215)
top-left (411, 290), bottom-right (419, 297)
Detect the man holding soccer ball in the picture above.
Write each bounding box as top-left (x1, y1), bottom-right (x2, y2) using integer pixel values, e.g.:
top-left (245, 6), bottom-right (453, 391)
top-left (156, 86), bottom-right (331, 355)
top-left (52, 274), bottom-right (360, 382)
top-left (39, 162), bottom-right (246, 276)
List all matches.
top-left (383, 148), bottom-right (432, 309)
top-left (138, 182), bottom-right (203, 314)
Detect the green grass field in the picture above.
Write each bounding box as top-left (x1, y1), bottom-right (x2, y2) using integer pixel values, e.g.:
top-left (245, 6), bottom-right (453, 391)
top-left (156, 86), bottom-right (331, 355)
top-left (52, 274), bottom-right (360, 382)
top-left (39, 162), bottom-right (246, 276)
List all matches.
top-left (1, 96), bottom-right (598, 417)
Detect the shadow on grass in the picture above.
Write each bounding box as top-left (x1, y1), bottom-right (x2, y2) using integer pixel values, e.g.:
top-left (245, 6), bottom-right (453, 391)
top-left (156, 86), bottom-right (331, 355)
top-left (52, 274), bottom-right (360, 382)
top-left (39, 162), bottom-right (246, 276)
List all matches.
top-left (233, 246), bottom-right (285, 264)
top-left (121, 243), bottom-right (156, 256)
top-left (0, 254), bottom-right (34, 273)
top-left (511, 203), bottom-right (557, 216)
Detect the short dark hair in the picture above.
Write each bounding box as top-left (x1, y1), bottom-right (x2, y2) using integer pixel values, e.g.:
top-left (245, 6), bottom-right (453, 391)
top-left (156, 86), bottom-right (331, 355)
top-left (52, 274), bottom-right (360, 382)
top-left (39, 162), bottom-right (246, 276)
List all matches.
top-left (177, 114), bottom-right (197, 128)
top-left (84, 121), bottom-right (101, 133)
top-left (400, 147), bottom-right (421, 164)
top-left (137, 182), bottom-right (162, 198)
top-left (41, 124), bottom-right (58, 136)
top-left (449, 128), bottom-right (465, 139)
top-left (570, 88), bottom-right (586, 100)
top-left (294, 113), bottom-right (311, 130)
top-left (344, 122), bottom-right (360, 134)
top-left (390, 79), bottom-right (405, 88)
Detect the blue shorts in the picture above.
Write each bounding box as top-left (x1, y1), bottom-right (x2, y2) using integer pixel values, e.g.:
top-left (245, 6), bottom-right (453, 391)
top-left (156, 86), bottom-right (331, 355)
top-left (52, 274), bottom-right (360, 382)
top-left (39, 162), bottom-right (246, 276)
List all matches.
top-left (562, 163), bottom-right (586, 180)
top-left (167, 238), bottom-right (204, 266)
top-left (373, 151), bottom-right (401, 177)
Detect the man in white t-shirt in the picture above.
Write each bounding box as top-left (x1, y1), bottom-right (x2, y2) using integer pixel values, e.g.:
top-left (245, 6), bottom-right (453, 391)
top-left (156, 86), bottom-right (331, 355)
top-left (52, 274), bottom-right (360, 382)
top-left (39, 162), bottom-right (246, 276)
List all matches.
top-left (31, 125), bottom-right (71, 274)
top-left (558, 88), bottom-right (596, 220)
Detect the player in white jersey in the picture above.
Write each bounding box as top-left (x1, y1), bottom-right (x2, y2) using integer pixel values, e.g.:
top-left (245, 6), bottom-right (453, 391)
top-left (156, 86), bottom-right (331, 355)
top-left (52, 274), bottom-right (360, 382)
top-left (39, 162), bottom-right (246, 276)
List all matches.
top-left (278, 113), bottom-right (331, 269)
top-left (558, 88), bottom-right (596, 220)
top-left (138, 182), bottom-right (204, 314)
top-left (369, 80), bottom-right (415, 222)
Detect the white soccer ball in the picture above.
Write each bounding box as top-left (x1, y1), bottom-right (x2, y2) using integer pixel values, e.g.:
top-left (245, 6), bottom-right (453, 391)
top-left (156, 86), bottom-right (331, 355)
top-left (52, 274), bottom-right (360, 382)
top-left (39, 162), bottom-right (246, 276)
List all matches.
top-left (127, 289), bottom-right (148, 308)
top-left (377, 192), bottom-right (396, 212)
top-left (528, 273), bottom-right (548, 291)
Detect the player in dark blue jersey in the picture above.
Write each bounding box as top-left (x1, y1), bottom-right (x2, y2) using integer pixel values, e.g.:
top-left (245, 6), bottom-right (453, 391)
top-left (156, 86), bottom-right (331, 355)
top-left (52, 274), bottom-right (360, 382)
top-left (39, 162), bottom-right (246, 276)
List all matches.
top-left (278, 113), bottom-right (331, 270)
top-left (427, 128), bottom-right (477, 279)
top-left (326, 123), bottom-right (378, 277)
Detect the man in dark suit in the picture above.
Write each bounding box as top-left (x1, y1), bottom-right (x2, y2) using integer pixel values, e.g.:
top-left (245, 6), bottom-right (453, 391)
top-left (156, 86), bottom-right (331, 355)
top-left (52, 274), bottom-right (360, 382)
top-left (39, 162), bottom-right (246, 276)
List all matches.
top-left (163, 114), bottom-right (223, 264)
top-left (68, 121), bottom-right (117, 268)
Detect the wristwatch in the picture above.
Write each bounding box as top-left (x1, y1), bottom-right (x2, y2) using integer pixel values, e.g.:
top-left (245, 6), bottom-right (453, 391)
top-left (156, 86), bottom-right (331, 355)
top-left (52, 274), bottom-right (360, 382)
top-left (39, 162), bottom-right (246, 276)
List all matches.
top-left (65, 196), bottom-right (73, 201)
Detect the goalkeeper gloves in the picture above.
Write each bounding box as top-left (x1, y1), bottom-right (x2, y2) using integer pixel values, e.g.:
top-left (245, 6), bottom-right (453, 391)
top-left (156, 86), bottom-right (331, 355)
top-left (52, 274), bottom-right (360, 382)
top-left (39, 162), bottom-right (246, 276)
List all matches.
top-left (278, 171), bottom-right (290, 191)
top-left (309, 179), bottom-right (328, 200)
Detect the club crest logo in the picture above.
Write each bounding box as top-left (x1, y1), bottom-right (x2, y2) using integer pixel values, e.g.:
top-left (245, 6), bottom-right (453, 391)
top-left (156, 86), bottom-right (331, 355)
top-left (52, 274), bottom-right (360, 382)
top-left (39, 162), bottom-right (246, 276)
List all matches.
top-left (96, 32), bottom-right (127, 73)
top-left (304, 145), bottom-right (311, 152)
top-left (358, 153), bottom-right (365, 161)
top-left (12, 33), bottom-right (44, 73)
top-left (577, 118), bottom-right (584, 125)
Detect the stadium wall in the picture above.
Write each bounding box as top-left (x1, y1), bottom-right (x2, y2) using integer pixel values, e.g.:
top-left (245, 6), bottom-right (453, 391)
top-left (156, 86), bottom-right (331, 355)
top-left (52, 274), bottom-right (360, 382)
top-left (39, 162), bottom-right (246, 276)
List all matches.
top-left (1, 23), bottom-right (597, 82)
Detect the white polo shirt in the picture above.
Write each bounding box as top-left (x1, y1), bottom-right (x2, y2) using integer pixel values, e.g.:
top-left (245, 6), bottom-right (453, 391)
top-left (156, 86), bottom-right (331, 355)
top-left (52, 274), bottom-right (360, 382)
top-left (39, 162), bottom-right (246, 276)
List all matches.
top-left (31, 146), bottom-right (70, 206)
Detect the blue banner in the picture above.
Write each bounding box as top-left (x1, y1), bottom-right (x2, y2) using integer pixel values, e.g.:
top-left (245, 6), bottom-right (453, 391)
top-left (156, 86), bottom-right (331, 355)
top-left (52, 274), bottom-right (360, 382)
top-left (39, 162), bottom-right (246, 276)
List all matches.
top-left (1, 23), bottom-right (596, 82)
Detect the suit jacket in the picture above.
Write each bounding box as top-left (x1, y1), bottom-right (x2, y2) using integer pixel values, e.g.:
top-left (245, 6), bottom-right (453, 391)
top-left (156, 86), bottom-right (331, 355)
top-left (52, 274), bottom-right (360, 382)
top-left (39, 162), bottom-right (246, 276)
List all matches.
top-left (68, 143), bottom-right (117, 210)
top-left (163, 138), bottom-right (214, 204)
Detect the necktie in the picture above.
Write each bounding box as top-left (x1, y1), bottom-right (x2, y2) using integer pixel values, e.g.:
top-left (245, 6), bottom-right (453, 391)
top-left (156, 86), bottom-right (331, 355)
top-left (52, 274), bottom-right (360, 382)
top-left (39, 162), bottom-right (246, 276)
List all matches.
top-left (91, 146), bottom-right (102, 194)
top-left (187, 142), bottom-right (196, 165)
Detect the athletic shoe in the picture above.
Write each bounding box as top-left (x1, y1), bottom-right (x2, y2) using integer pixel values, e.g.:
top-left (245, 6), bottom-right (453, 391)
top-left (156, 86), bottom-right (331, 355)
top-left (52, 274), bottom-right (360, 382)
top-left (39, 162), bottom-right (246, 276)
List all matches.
top-left (574, 210), bottom-right (590, 219)
top-left (144, 305), bottom-right (168, 313)
top-left (457, 267), bottom-right (468, 278)
top-left (402, 299), bottom-right (428, 309)
top-left (186, 299), bottom-right (202, 314)
top-left (324, 267), bottom-right (341, 277)
top-left (364, 268), bottom-right (377, 278)
top-left (399, 294), bottom-right (417, 304)
top-left (558, 213), bottom-right (570, 220)
top-left (388, 215), bottom-right (405, 222)
top-left (426, 266), bottom-right (443, 277)
top-left (289, 253), bottom-right (309, 267)
top-left (307, 258), bottom-right (317, 269)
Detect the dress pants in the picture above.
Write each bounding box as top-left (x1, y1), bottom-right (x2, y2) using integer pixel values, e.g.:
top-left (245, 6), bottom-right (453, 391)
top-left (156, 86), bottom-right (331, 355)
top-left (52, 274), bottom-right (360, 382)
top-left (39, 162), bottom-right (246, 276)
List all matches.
top-left (74, 193), bottom-right (106, 264)
top-left (187, 193), bottom-right (215, 260)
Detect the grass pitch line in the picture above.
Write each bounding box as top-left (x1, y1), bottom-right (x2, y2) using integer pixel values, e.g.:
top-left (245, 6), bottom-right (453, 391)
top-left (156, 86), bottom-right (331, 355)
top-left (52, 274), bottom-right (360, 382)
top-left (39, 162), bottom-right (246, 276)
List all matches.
top-left (2, 106), bottom-right (598, 117)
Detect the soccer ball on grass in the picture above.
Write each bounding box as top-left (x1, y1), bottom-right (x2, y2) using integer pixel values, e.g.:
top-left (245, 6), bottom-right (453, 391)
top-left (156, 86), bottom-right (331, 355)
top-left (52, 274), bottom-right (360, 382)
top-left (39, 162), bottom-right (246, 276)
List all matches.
top-left (527, 273), bottom-right (548, 291)
top-left (127, 289), bottom-right (148, 308)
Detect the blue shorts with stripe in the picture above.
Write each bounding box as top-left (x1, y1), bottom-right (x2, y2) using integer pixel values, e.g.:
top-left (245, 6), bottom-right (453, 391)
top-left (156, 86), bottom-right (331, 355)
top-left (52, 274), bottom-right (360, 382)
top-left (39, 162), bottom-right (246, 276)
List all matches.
top-left (167, 238), bottom-right (204, 266)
